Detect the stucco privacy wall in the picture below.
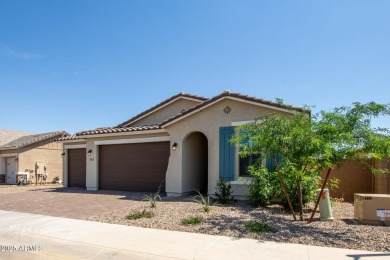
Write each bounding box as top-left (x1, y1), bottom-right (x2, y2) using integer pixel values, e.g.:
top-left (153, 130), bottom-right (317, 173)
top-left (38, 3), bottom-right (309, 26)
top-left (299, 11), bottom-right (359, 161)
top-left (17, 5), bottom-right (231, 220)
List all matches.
top-left (374, 159), bottom-right (390, 194)
top-left (130, 99), bottom-right (202, 126)
top-left (165, 98), bottom-right (292, 195)
top-left (322, 160), bottom-right (373, 202)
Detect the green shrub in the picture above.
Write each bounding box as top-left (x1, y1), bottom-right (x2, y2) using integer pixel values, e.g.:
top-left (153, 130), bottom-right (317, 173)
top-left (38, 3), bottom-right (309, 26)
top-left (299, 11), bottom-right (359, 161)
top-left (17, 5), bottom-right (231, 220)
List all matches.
top-left (247, 164), bottom-right (319, 210)
top-left (193, 189), bottom-right (213, 213)
top-left (214, 180), bottom-right (235, 204)
top-left (247, 165), bottom-right (272, 207)
top-left (244, 220), bottom-right (277, 233)
top-left (270, 169), bottom-right (319, 211)
top-left (182, 216), bottom-right (203, 225)
top-left (126, 209), bottom-right (153, 220)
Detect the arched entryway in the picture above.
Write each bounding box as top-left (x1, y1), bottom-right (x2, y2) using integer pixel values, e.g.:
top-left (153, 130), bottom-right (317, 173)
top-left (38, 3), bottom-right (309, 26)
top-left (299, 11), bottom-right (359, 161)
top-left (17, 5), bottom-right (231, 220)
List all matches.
top-left (182, 132), bottom-right (208, 194)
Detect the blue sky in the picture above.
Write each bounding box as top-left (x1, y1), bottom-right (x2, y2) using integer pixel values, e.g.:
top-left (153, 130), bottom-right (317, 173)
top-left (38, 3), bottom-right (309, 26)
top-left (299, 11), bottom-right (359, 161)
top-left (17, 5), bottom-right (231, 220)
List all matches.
top-left (1, 1), bottom-right (389, 134)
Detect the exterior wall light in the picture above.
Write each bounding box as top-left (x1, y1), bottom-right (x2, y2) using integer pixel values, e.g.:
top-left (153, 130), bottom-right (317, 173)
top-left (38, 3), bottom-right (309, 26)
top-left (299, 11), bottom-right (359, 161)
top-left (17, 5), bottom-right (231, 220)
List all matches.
top-left (61, 152), bottom-right (66, 158)
top-left (88, 149), bottom-right (93, 156)
top-left (172, 142), bottom-right (177, 151)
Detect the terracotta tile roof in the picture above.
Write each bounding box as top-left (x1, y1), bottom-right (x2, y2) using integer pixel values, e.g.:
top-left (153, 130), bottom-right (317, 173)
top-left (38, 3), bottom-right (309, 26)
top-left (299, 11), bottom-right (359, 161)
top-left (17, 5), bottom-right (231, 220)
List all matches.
top-left (160, 91), bottom-right (306, 127)
top-left (56, 134), bottom-right (81, 141)
top-left (0, 131), bottom-right (68, 150)
top-left (69, 91), bottom-right (305, 138)
top-left (116, 92), bottom-right (208, 127)
top-left (76, 125), bottom-right (162, 137)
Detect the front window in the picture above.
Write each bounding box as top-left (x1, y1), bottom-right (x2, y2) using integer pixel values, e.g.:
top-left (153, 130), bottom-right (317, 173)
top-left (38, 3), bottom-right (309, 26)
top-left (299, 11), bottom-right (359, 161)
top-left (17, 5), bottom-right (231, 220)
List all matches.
top-left (238, 130), bottom-right (261, 177)
top-left (239, 153), bottom-right (261, 176)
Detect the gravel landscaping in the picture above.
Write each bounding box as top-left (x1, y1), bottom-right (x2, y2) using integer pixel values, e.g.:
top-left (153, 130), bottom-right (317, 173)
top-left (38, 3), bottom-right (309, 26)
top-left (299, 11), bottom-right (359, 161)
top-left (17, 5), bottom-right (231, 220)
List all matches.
top-left (85, 195), bottom-right (390, 253)
top-left (1, 185), bottom-right (388, 252)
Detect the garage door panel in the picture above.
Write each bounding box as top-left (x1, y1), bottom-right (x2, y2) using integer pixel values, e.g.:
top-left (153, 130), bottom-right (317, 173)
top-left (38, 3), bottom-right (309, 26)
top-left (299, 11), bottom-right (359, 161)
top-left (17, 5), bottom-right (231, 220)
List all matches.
top-left (68, 148), bottom-right (86, 187)
top-left (99, 142), bottom-right (169, 192)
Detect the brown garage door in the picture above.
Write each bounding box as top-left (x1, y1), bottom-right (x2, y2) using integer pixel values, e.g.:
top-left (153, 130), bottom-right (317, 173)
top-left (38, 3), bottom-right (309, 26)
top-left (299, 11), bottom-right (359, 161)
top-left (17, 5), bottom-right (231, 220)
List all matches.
top-left (68, 148), bottom-right (86, 187)
top-left (99, 142), bottom-right (170, 192)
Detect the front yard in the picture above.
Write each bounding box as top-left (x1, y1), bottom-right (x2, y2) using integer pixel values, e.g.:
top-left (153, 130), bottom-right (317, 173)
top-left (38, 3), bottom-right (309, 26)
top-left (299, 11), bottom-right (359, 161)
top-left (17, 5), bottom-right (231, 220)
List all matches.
top-left (0, 185), bottom-right (388, 252)
top-left (85, 196), bottom-right (390, 252)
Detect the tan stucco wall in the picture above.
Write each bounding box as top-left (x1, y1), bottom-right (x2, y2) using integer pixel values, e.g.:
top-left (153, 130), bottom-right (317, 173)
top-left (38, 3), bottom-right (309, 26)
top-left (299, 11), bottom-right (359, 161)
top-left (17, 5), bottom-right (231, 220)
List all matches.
top-left (7, 137), bottom-right (63, 184)
top-left (86, 139), bottom-right (99, 190)
top-left (165, 98), bottom-right (291, 195)
top-left (131, 98), bottom-right (201, 126)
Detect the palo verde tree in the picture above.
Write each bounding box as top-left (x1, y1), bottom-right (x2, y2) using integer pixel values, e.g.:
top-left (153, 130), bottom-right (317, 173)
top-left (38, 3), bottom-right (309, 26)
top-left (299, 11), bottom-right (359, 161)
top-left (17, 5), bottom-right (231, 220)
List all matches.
top-left (233, 101), bottom-right (390, 222)
top-left (309, 102), bottom-right (390, 222)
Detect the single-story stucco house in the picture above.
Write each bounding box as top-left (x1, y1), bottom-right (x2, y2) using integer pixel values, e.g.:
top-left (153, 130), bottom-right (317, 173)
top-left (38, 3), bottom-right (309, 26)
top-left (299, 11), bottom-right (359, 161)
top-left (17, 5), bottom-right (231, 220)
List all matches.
top-left (0, 130), bottom-right (67, 184)
top-left (58, 91), bottom-right (304, 197)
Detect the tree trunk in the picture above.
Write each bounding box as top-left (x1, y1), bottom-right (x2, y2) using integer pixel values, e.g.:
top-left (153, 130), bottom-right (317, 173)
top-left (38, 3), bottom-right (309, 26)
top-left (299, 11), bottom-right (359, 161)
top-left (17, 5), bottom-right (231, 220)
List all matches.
top-left (273, 156), bottom-right (297, 221)
top-left (297, 176), bottom-right (304, 221)
top-left (308, 167), bottom-right (332, 223)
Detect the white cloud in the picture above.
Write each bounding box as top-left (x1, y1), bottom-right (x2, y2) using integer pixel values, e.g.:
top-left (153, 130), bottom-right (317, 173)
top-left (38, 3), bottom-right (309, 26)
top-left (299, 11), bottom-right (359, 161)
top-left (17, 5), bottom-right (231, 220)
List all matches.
top-left (1, 43), bottom-right (45, 59)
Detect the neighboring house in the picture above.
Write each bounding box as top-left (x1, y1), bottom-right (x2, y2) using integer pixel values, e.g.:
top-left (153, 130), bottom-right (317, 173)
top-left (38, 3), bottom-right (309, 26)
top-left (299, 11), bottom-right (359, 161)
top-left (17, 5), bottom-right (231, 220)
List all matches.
top-left (58, 91), bottom-right (304, 196)
top-left (0, 130), bottom-right (67, 184)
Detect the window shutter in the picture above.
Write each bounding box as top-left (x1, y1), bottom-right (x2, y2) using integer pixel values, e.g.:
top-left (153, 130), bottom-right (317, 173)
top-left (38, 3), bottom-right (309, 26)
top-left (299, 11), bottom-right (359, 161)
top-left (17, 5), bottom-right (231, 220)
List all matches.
top-left (266, 154), bottom-right (282, 171)
top-left (219, 126), bottom-right (235, 181)
top-left (239, 130), bottom-right (249, 147)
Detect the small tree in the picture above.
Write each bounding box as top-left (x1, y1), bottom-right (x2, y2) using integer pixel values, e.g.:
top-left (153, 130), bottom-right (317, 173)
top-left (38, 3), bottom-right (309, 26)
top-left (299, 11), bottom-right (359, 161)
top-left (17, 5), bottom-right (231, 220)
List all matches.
top-left (233, 111), bottom-right (324, 220)
top-left (308, 102), bottom-right (390, 222)
top-left (232, 101), bottom-right (390, 222)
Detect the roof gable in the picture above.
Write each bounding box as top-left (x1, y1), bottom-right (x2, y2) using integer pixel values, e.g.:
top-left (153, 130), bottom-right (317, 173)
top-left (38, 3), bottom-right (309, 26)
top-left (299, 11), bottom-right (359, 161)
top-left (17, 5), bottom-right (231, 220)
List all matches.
top-left (68, 90), bottom-right (305, 139)
top-left (116, 92), bottom-right (207, 127)
top-left (161, 91), bottom-right (306, 127)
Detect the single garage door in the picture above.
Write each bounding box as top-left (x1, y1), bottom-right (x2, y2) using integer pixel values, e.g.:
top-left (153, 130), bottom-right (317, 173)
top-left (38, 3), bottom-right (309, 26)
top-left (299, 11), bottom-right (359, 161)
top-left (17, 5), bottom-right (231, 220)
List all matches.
top-left (68, 148), bottom-right (86, 187)
top-left (99, 142), bottom-right (170, 192)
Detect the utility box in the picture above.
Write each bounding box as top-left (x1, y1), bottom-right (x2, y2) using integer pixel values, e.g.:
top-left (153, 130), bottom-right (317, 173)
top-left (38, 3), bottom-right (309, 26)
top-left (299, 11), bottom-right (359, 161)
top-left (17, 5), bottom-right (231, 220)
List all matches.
top-left (354, 193), bottom-right (390, 224)
top-left (316, 188), bottom-right (334, 221)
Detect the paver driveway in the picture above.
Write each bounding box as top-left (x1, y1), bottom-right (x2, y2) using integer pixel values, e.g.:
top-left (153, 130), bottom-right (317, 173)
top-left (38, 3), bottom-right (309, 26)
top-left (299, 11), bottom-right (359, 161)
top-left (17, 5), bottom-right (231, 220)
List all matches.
top-left (0, 185), bottom-right (146, 219)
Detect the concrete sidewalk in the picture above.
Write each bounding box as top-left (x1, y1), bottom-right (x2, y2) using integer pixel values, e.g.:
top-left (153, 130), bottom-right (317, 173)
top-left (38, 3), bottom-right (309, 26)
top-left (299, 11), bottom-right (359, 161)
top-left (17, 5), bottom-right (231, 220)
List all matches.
top-left (0, 210), bottom-right (388, 260)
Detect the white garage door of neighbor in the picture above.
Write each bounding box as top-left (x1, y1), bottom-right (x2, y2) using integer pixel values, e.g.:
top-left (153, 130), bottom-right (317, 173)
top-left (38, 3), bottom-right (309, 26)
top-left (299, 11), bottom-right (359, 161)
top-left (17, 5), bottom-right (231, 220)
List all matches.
top-left (6, 157), bottom-right (17, 184)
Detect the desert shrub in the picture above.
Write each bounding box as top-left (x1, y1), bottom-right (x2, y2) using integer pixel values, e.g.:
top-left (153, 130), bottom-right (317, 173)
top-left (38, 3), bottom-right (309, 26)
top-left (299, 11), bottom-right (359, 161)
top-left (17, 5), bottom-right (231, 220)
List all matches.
top-left (193, 189), bottom-right (213, 213)
top-left (143, 185), bottom-right (162, 208)
top-left (214, 180), bottom-right (235, 204)
top-left (181, 216), bottom-right (203, 225)
top-left (244, 220), bottom-right (277, 233)
top-left (126, 209), bottom-right (153, 220)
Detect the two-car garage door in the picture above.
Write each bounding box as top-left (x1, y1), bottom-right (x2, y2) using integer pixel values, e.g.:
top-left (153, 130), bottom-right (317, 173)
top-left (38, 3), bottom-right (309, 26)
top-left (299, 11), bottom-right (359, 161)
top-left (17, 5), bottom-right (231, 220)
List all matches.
top-left (99, 142), bottom-right (170, 192)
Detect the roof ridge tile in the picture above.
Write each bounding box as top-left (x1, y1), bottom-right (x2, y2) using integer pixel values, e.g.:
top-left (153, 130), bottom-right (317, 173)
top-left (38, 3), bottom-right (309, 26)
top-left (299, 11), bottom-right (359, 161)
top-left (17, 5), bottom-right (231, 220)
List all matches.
top-left (160, 91), bottom-right (305, 126)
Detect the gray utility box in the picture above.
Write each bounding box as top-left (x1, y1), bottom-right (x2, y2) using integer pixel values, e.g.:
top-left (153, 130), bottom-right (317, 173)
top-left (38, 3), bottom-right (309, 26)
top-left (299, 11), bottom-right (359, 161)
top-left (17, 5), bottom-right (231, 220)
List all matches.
top-left (354, 193), bottom-right (390, 224)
